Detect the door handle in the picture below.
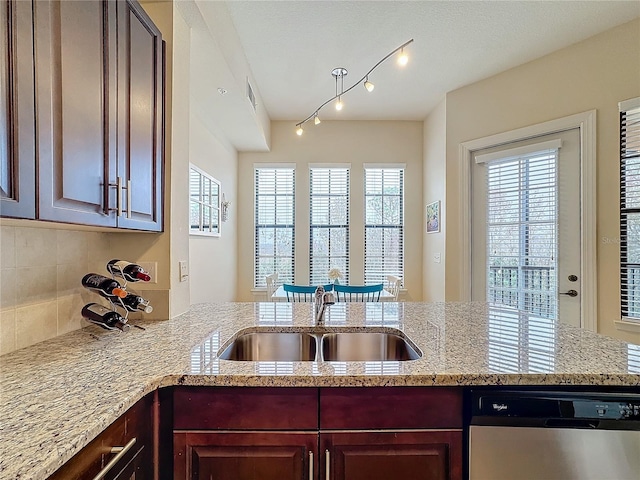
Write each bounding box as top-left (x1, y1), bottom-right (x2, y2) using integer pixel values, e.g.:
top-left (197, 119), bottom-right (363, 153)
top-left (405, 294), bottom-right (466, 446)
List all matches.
top-left (325, 449), bottom-right (330, 480)
top-left (91, 437), bottom-right (136, 480)
top-left (559, 289), bottom-right (578, 297)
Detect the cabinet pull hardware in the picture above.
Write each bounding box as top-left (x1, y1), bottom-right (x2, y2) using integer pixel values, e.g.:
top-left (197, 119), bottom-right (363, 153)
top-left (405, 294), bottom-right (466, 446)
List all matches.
top-left (325, 449), bottom-right (330, 480)
top-left (309, 451), bottom-right (313, 480)
top-left (91, 437), bottom-right (136, 480)
top-left (126, 179), bottom-right (132, 218)
top-left (107, 177), bottom-right (123, 216)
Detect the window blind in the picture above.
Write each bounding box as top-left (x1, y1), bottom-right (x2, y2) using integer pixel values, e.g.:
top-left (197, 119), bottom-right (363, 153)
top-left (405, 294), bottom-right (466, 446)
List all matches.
top-left (309, 167), bottom-right (350, 285)
top-left (484, 146), bottom-right (559, 319)
top-left (364, 167), bottom-right (404, 284)
top-left (620, 98), bottom-right (640, 320)
top-left (254, 167), bottom-right (295, 287)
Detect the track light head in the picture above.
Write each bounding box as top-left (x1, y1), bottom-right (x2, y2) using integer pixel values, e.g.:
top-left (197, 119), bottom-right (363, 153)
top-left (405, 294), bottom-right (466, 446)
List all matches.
top-left (364, 78), bottom-right (375, 92)
top-left (335, 97), bottom-right (343, 111)
top-left (314, 114), bottom-right (321, 125)
top-left (398, 48), bottom-right (408, 66)
top-left (296, 126), bottom-right (304, 136)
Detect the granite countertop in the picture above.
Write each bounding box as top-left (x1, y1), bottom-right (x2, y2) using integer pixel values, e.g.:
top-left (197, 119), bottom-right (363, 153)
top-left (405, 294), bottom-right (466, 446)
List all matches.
top-left (1, 301), bottom-right (639, 479)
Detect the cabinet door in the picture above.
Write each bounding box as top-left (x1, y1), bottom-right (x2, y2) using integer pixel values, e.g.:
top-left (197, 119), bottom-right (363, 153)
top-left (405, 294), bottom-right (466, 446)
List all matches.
top-left (0, 0), bottom-right (35, 219)
top-left (35, 0), bottom-right (117, 226)
top-left (321, 431), bottom-right (463, 480)
top-left (173, 432), bottom-right (317, 480)
top-left (115, 0), bottom-right (163, 231)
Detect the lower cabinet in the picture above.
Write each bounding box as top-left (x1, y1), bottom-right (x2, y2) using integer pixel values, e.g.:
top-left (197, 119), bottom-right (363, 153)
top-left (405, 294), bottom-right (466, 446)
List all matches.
top-left (173, 431), bottom-right (317, 480)
top-left (172, 386), bottom-right (463, 480)
top-left (49, 392), bottom-right (155, 480)
top-left (321, 431), bottom-right (462, 480)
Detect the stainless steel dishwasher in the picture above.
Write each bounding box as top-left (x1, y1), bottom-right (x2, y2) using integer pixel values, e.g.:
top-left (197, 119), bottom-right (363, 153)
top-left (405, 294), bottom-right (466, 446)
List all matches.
top-left (469, 390), bottom-right (640, 480)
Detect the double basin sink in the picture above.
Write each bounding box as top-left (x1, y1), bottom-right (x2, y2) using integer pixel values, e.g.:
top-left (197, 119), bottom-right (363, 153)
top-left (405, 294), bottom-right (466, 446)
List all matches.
top-left (218, 329), bottom-right (421, 362)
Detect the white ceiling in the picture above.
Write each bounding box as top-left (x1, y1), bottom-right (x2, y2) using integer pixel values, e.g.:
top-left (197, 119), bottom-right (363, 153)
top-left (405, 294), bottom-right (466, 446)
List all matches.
top-left (225, 0), bottom-right (640, 125)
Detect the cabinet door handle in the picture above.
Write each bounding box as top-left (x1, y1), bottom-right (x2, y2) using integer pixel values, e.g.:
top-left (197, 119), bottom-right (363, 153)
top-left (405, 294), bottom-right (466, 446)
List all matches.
top-left (126, 179), bottom-right (132, 218)
top-left (325, 449), bottom-right (330, 480)
top-left (91, 437), bottom-right (136, 480)
top-left (116, 177), bottom-right (123, 217)
top-left (308, 451), bottom-right (313, 480)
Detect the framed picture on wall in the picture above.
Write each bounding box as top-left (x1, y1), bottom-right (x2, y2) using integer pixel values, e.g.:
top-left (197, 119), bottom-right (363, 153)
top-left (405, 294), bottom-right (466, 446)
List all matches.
top-left (426, 200), bottom-right (440, 234)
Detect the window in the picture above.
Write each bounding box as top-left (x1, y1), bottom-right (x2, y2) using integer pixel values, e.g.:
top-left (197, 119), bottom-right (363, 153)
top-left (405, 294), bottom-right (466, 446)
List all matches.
top-left (189, 165), bottom-right (220, 236)
top-left (620, 97), bottom-right (640, 321)
top-left (364, 166), bottom-right (404, 284)
top-left (309, 167), bottom-right (350, 285)
top-left (483, 146), bottom-right (559, 319)
top-left (254, 167), bottom-right (295, 287)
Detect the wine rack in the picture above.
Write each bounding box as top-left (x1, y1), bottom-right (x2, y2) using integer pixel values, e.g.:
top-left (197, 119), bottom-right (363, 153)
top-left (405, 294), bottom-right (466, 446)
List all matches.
top-left (81, 260), bottom-right (153, 332)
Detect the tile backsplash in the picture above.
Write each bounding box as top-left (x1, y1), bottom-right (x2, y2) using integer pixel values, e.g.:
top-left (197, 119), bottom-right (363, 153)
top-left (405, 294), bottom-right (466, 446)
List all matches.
top-left (0, 226), bottom-right (114, 354)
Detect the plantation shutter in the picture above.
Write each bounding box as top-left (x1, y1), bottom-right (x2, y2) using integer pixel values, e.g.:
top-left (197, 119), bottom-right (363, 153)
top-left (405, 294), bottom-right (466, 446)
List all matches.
top-left (364, 166), bottom-right (404, 284)
top-left (620, 97), bottom-right (640, 320)
top-left (309, 167), bottom-right (350, 285)
top-left (254, 167), bottom-right (295, 287)
top-left (476, 140), bottom-right (561, 319)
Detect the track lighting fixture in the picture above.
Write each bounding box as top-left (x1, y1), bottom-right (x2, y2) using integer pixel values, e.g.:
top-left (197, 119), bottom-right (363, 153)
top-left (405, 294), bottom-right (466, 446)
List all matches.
top-left (295, 39), bottom-right (413, 135)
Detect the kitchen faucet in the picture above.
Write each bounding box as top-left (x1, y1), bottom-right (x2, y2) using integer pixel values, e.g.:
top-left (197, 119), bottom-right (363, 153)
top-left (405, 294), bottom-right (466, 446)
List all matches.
top-left (314, 286), bottom-right (335, 325)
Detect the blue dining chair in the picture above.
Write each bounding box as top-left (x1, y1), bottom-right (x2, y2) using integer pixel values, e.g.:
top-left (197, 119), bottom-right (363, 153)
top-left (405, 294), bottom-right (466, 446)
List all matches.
top-left (333, 284), bottom-right (383, 302)
top-left (282, 283), bottom-right (334, 302)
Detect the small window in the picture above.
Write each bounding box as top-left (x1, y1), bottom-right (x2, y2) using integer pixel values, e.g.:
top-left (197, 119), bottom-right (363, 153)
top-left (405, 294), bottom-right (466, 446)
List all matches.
top-left (189, 165), bottom-right (220, 236)
top-left (620, 97), bottom-right (640, 321)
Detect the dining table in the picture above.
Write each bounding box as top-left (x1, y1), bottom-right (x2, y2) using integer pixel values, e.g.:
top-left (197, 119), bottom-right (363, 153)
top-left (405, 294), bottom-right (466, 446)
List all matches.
top-left (271, 285), bottom-right (396, 301)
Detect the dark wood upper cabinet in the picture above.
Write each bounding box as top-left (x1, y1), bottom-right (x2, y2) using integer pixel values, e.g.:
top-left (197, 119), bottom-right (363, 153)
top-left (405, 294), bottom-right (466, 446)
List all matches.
top-left (35, 0), bottom-right (116, 226)
top-left (0, 0), bottom-right (36, 219)
top-left (3, 0), bottom-right (163, 231)
top-left (114, 0), bottom-right (163, 231)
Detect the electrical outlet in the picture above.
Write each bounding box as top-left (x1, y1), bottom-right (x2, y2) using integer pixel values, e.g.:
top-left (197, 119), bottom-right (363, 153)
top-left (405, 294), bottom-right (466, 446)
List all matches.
top-left (179, 260), bottom-right (189, 282)
top-left (138, 262), bottom-right (157, 284)
top-left (433, 253), bottom-right (441, 264)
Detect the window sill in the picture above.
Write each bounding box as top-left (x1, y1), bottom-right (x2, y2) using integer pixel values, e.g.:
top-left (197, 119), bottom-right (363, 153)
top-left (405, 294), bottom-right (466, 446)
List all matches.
top-left (615, 319), bottom-right (640, 333)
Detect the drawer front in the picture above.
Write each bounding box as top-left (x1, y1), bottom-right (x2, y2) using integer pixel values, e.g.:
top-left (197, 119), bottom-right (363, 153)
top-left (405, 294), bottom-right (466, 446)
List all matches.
top-left (49, 393), bottom-right (153, 479)
top-left (320, 387), bottom-right (463, 430)
top-left (173, 387), bottom-right (319, 430)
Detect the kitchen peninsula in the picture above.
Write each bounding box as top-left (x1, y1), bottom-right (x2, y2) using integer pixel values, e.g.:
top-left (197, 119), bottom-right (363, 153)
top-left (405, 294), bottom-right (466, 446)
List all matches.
top-left (0, 302), bottom-right (638, 479)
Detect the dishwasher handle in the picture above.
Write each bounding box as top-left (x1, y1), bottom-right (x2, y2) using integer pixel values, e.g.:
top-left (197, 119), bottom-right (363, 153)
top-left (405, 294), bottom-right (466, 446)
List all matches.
top-left (545, 419), bottom-right (599, 429)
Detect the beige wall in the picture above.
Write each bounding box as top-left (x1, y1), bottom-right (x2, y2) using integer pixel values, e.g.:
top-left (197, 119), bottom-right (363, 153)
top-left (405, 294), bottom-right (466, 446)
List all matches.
top-left (442, 19), bottom-right (640, 342)
top-left (422, 98), bottom-right (447, 301)
top-left (238, 120), bottom-right (423, 301)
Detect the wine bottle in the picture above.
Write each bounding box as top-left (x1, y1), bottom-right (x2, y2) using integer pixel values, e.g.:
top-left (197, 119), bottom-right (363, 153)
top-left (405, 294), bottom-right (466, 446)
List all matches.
top-left (81, 273), bottom-right (127, 298)
top-left (121, 292), bottom-right (153, 314)
top-left (106, 260), bottom-right (151, 282)
top-left (81, 303), bottom-right (130, 332)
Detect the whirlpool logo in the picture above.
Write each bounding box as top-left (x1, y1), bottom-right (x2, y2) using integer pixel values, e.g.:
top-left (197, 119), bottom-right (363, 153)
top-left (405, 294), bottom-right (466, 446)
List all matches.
top-left (492, 403), bottom-right (509, 412)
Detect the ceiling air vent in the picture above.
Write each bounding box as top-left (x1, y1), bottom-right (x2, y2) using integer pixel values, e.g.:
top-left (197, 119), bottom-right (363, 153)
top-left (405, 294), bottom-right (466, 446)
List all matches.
top-left (246, 78), bottom-right (257, 112)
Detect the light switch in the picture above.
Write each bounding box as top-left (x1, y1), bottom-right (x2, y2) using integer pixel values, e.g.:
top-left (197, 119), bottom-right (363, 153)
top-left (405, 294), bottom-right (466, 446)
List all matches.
top-left (179, 260), bottom-right (189, 282)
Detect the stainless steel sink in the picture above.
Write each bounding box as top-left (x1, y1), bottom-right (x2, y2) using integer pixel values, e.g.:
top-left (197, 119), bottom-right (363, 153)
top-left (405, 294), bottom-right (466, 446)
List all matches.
top-left (321, 332), bottom-right (421, 361)
top-left (218, 330), bottom-right (421, 362)
top-left (218, 332), bottom-right (317, 361)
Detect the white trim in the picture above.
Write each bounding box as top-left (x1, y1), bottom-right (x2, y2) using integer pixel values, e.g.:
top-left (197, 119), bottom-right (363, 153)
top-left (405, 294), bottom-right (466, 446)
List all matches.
top-left (619, 97), bottom-right (640, 112)
top-left (615, 319), bottom-right (640, 333)
top-left (309, 163), bottom-right (352, 169)
top-left (253, 163), bottom-right (296, 169)
top-left (363, 163), bottom-right (407, 169)
top-left (459, 110), bottom-right (597, 332)
top-left (474, 139), bottom-right (563, 164)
